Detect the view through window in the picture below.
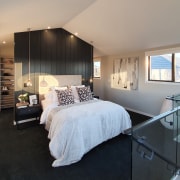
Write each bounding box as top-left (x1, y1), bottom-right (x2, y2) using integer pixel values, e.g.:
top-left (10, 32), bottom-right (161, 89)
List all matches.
top-left (93, 60), bottom-right (101, 78)
top-left (148, 53), bottom-right (180, 82)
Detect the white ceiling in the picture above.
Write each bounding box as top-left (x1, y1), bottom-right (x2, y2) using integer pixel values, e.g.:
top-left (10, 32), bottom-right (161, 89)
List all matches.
top-left (1, 0), bottom-right (180, 56)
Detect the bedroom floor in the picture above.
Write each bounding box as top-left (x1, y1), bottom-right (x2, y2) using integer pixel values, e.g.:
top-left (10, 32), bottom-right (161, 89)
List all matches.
top-left (0, 108), bottom-right (149, 180)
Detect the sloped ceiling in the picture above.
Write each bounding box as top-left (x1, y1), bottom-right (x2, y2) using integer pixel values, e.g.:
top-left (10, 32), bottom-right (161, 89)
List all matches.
top-left (0, 0), bottom-right (180, 57)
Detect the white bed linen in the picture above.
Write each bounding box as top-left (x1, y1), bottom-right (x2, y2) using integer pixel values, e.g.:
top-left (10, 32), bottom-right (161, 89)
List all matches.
top-left (40, 100), bottom-right (131, 167)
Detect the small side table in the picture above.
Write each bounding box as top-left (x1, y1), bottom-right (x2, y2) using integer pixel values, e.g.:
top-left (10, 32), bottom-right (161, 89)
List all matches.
top-left (15, 104), bottom-right (42, 129)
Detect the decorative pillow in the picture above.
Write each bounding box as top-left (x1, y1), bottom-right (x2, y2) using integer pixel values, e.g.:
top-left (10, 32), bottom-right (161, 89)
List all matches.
top-left (55, 89), bottom-right (74, 106)
top-left (76, 86), bottom-right (93, 102)
top-left (71, 85), bottom-right (85, 103)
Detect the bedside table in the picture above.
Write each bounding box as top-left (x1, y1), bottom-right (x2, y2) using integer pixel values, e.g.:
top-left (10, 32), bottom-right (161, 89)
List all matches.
top-left (15, 104), bottom-right (42, 129)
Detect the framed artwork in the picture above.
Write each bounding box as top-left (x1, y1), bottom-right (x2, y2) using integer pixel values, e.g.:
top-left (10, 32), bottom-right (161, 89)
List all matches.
top-left (29, 94), bottom-right (38, 105)
top-left (112, 57), bottom-right (139, 90)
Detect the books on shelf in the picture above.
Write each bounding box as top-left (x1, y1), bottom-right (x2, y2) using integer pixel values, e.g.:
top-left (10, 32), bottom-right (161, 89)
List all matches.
top-left (16, 102), bottom-right (29, 108)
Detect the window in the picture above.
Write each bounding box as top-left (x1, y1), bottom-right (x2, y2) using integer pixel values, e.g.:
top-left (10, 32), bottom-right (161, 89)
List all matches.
top-left (149, 54), bottom-right (172, 81)
top-left (93, 60), bottom-right (101, 78)
top-left (175, 53), bottom-right (180, 82)
top-left (148, 51), bottom-right (180, 83)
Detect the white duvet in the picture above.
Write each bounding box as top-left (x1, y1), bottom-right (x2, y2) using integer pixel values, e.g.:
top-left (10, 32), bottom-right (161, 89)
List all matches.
top-left (40, 100), bottom-right (131, 167)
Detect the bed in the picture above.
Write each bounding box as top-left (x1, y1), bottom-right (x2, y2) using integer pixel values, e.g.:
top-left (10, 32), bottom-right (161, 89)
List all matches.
top-left (39, 75), bottom-right (132, 167)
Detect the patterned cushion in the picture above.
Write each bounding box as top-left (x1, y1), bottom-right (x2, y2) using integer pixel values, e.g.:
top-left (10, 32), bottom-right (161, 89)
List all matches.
top-left (71, 85), bottom-right (85, 103)
top-left (76, 86), bottom-right (93, 102)
top-left (55, 88), bottom-right (74, 106)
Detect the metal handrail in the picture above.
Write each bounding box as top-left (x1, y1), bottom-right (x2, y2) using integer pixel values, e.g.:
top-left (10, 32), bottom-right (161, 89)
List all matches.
top-left (131, 106), bottom-right (180, 175)
top-left (131, 106), bottom-right (180, 133)
top-left (132, 134), bottom-right (180, 173)
top-left (166, 95), bottom-right (180, 102)
top-left (129, 95), bottom-right (180, 178)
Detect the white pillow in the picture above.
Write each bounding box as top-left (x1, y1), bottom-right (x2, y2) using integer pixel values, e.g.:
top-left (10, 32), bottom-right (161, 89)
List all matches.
top-left (45, 86), bottom-right (68, 103)
top-left (54, 86), bottom-right (67, 90)
top-left (71, 85), bottom-right (85, 103)
top-left (44, 91), bottom-right (53, 101)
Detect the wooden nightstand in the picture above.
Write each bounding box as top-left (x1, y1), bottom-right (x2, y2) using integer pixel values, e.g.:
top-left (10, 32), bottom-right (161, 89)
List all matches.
top-left (15, 104), bottom-right (42, 129)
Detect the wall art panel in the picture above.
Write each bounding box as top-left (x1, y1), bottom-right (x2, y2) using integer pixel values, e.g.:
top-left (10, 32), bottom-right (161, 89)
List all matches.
top-left (112, 57), bottom-right (139, 90)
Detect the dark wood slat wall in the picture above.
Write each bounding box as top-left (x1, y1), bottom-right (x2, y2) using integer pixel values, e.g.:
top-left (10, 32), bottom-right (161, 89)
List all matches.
top-left (14, 28), bottom-right (93, 97)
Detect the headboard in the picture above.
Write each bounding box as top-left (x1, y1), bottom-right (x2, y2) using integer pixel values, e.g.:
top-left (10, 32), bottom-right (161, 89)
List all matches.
top-left (39, 75), bottom-right (82, 101)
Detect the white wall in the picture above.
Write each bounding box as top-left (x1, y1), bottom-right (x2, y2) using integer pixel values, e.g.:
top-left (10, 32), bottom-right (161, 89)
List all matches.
top-left (93, 51), bottom-right (180, 117)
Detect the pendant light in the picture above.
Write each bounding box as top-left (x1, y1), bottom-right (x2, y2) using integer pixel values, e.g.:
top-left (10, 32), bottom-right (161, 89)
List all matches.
top-left (26, 28), bottom-right (32, 87)
top-left (40, 76), bottom-right (48, 87)
top-left (89, 41), bottom-right (93, 84)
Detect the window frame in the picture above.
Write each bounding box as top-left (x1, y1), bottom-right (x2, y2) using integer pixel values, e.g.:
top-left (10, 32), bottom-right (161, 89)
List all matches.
top-left (146, 48), bottom-right (180, 83)
top-left (93, 59), bottom-right (101, 78)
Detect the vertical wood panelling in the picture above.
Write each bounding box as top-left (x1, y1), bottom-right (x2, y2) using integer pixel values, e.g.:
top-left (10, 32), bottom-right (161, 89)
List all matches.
top-left (31, 31), bottom-right (41, 74)
top-left (14, 32), bottom-right (29, 62)
top-left (14, 32), bottom-right (29, 78)
top-left (31, 30), bottom-right (41, 93)
top-left (14, 28), bottom-right (93, 96)
top-left (41, 30), bottom-right (48, 74)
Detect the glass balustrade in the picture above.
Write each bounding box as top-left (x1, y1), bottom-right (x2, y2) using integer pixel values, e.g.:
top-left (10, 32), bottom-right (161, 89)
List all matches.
top-left (132, 94), bottom-right (180, 180)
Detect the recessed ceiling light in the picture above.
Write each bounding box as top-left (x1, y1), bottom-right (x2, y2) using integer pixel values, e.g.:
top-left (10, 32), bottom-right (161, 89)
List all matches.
top-left (74, 32), bottom-right (78, 36)
top-left (2, 41), bottom-right (6, 44)
top-left (47, 26), bottom-right (51, 29)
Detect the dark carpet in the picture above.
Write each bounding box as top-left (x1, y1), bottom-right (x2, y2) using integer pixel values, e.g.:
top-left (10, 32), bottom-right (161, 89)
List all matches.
top-left (0, 108), bottom-right (150, 180)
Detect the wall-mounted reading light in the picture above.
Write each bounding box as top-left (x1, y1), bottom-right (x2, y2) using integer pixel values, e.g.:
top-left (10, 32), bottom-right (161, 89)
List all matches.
top-left (89, 77), bottom-right (93, 83)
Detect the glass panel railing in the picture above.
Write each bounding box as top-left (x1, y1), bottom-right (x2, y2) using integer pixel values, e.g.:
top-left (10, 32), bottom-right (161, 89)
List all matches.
top-left (166, 94), bottom-right (180, 109)
top-left (132, 107), bottom-right (180, 180)
top-left (167, 94), bottom-right (180, 172)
